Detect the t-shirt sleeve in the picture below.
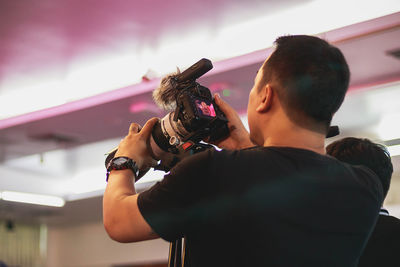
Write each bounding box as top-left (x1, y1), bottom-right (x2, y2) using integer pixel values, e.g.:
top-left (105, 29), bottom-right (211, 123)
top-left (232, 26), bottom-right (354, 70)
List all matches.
top-left (137, 149), bottom-right (215, 242)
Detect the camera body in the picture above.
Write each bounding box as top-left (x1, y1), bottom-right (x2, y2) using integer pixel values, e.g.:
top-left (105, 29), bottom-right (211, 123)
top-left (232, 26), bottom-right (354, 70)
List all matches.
top-left (150, 59), bottom-right (229, 170)
top-left (105, 59), bottom-right (229, 177)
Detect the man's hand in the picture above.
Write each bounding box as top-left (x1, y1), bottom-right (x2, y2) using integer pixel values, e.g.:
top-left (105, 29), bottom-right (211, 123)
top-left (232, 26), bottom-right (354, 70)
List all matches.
top-left (115, 117), bottom-right (159, 171)
top-left (213, 94), bottom-right (254, 150)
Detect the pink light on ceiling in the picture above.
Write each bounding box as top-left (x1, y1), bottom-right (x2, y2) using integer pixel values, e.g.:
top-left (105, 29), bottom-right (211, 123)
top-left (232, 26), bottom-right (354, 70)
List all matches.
top-left (129, 101), bottom-right (160, 114)
top-left (209, 82), bottom-right (230, 93)
top-left (0, 79), bottom-right (160, 130)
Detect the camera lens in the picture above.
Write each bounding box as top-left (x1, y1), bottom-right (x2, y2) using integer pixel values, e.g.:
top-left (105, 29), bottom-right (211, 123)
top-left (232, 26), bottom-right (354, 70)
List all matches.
top-left (149, 112), bottom-right (190, 160)
top-left (151, 120), bottom-right (171, 153)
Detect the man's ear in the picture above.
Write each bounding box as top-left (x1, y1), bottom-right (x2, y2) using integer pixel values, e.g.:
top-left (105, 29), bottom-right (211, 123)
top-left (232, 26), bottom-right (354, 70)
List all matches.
top-left (256, 84), bottom-right (273, 112)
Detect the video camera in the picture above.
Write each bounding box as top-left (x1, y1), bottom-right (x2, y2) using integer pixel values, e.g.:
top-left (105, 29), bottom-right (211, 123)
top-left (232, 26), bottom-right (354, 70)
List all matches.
top-left (105, 58), bottom-right (229, 177)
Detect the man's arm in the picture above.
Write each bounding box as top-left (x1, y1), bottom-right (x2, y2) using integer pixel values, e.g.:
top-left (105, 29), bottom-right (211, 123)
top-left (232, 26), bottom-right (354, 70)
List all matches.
top-left (103, 170), bottom-right (158, 242)
top-left (103, 119), bottom-right (159, 242)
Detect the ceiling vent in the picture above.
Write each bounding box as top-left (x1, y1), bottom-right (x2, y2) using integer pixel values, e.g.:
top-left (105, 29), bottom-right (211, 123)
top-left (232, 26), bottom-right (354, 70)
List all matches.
top-left (29, 133), bottom-right (78, 144)
top-left (386, 48), bottom-right (400, 60)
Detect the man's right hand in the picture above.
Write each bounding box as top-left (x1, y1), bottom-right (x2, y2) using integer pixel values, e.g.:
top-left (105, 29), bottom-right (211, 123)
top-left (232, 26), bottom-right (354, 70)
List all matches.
top-left (213, 93), bottom-right (254, 150)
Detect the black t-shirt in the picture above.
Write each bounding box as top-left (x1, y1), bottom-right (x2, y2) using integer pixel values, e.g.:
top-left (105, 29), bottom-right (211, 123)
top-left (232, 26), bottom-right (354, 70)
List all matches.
top-left (358, 213), bottom-right (400, 267)
top-left (138, 146), bottom-right (383, 267)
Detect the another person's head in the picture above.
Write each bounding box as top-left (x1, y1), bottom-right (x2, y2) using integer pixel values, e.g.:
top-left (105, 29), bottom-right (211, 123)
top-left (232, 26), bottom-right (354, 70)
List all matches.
top-left (326, 137), bottom-right (393, 198)
top-left (247, 35), bottom-right (350, 144)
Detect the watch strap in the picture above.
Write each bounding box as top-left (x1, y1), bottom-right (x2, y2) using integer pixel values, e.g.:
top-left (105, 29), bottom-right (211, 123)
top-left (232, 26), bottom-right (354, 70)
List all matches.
top-left (106, 156), bottom-right (139, 182)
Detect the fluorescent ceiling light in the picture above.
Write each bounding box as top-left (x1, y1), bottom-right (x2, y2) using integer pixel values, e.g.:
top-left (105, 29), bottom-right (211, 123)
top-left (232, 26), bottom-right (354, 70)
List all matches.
top-left (1, 191), bottom-right (65, 207)
top-left (66, 167), bottom-right (165, 196)
top-left (387, 144), bottom-right (400, 157)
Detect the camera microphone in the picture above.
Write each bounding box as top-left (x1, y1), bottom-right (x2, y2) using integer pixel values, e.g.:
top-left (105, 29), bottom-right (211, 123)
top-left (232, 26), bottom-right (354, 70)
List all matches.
top-left (152, 59), bottom-right (213, 111)
top-left (175, 58), bottom-right (213, 82)
top-left (153, 70), bottom-right (181, 111)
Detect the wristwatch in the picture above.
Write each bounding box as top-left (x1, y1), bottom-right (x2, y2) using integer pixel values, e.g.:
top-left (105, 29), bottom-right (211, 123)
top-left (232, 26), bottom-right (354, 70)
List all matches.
top-left (106, 156), bottom-right (139, 182)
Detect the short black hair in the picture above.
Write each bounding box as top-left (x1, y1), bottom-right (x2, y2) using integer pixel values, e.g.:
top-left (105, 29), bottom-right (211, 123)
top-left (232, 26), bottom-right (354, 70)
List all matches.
top-left (262, 35), bottom-right (350, 133)
top-left (326, 137), bottom-right (393, 198)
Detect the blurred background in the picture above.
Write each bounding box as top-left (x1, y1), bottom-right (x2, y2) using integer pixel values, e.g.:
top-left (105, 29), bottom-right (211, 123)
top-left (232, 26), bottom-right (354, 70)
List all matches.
top-left (0, 1), bottom-right (399, 266)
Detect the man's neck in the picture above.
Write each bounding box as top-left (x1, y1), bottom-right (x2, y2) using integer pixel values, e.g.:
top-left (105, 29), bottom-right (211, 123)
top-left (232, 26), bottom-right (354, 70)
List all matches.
top-left (262, 122), bottom-right (326, 155)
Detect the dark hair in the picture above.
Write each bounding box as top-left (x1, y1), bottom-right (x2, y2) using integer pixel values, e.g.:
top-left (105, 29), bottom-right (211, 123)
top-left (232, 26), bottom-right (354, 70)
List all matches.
top-left (326, 137), bottom-right (393, 198)
top-left (261, 35), bottom-right (350, 133)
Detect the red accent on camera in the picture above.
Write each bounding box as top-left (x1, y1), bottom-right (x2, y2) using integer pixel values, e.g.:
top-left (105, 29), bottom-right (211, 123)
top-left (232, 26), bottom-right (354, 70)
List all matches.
top-left (182, 142), bottom-right (194, 150)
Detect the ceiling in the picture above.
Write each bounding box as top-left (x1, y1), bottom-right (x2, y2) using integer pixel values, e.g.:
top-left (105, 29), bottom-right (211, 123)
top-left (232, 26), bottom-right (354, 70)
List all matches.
top-left (0, 1), bottom-right (399, 225)
top-left (0, 0), bottom-right (305, 76)
top-left (0, 0), bottom-right (399, 119)
top-left (1, 14), bottom-right (399, 162)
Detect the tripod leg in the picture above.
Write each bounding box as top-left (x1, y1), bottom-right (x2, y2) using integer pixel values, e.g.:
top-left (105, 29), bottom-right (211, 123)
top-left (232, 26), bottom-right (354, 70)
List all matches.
top-left (168, 241), bottom-right (176, 267)
top-left (168, 239), bottom-right (183, 267)
top-left (182, 237), bottom-right (190, 267)
top-left (174, 238), bottom-right (182, 267)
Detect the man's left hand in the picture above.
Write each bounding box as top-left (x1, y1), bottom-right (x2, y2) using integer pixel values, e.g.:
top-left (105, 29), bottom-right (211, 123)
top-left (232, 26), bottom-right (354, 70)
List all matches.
top-left (115, 117), bottom-right (159, 171)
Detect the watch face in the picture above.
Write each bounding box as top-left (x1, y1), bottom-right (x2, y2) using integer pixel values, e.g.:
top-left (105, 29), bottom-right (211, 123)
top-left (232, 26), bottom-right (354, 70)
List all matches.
top-left (114, 157), bottom-right (128, 165)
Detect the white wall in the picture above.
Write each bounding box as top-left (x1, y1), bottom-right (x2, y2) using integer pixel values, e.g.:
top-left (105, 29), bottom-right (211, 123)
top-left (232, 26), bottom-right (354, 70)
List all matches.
top-left (46, 221), bottom-right (169, 267)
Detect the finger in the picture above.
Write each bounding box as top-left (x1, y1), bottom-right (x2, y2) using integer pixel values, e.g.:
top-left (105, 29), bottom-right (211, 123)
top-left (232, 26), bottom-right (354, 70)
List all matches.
top-left (215, 93), bottom-right (243, 126)
top-left (129, 123), bottom-right (141, 133)
top-left (139, 117), bottom-right (159, 137)
top-left (214, 93), bottom-right (234, 116)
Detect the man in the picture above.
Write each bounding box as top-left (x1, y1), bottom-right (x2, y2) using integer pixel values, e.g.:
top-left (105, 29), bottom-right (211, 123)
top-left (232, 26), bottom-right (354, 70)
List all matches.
top-left (326, 137), bottom-right (400, 267)
top-left (103, 35), bottom-right (383, 266)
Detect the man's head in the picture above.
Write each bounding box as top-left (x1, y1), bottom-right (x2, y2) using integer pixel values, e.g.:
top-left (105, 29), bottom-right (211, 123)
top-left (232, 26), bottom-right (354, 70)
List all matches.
top-left (247, 35), bottom-right (350, 143)
top-left (326, 137), bottom-right (393, 198)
